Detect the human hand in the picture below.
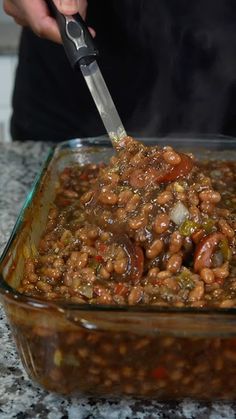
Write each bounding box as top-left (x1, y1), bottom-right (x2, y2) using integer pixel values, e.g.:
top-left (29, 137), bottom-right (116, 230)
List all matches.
top-left (3, 0), bottom-right (94, 43)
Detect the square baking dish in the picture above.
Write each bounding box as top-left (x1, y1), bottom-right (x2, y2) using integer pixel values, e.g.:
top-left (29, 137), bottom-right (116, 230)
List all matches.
top-left (0, 136), bottom-right (236, 399)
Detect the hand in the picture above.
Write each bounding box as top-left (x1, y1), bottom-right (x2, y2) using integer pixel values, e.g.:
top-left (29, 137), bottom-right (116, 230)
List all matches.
top-left (3, 0), bottom-right (94, 43)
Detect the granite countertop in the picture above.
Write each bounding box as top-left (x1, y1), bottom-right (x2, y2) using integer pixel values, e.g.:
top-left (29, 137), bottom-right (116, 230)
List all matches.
top-left (0, 141), bottom-right (236, 419)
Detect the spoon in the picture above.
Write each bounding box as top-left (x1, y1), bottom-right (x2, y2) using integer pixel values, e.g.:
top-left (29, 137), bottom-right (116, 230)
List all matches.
top-left (47, 0), bottom-right (127, 149)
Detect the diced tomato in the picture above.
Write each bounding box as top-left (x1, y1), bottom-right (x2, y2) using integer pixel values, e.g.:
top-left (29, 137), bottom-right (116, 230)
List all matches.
top-left (79, 172), bottom-right (89, 180)
top-left (191, 229), bottom-right (205, 244)
top-left (114, 283), bottom-right (129, 296)
top-left (151, 366), bottom-right (168, 380)
top-left (95, 255), bottom-right (104, 262)
top-left (129, 154), bottom-right (193, 188)
top-left (163, 153), bottom-right (194, 182)
top-left (56, 197), bottom-right (72, 207)
top-left (98, 243), bottom-right (107, 253)
top-left (130, 245), bottom-right (144, 283)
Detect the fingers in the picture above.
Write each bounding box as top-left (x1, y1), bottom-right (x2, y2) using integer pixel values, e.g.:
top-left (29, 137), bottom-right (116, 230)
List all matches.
top-left (53, 0), bottom-right (96, 37)
top-left (3, 0), bottom-right (94, 43)
top-left (53, 0), bottom-right (87, 19)
top-left (23, 0), bottom-right (62, 43)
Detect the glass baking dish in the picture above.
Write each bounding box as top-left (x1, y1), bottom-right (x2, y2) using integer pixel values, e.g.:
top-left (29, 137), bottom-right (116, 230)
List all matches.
top-left (0, 136), bottom-right (236, 399)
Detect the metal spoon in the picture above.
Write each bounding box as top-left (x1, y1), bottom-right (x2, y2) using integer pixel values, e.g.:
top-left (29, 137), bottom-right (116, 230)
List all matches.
top-left (47, 0), bottom-right (127, 149)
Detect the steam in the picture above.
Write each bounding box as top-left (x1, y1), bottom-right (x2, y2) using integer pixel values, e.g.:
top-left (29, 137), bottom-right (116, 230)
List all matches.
top-left (113, 0), bottom-right (236, 138)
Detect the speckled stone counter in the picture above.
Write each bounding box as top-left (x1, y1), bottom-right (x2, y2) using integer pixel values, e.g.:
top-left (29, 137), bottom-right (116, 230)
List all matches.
top-left (0, 141), bottom-right (236, 419)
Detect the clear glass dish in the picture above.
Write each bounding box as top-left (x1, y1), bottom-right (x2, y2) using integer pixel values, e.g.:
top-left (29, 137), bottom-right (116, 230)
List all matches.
top-left (0, 136), bottom-right (236, 399)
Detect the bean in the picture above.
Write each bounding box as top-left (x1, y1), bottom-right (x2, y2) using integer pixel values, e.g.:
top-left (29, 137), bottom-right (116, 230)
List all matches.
top-left (93, 355), bottom-right (106, 366)
top-left (176, 192), bottom-right (187, 201)
top-left (134, 338), bottom-right (150, 350)
top-left (80, 246), bottom-right (96, 257)
top-left (128, 286), bottom-right (143, 305)
top-left (219, 299), bottom-right (235, 308)
top-left (156, 190), bottom-right (173, 205)
top-left (146, 239), bottom-right (163, 259)
top-left (188, 281), bottom-right (204, 301)
top-left (89, 367), bottom-right (100, 375)
top-left (102, 172), bottom-right (120, 184)
top-left (214, 357), bottom-right (223, 371)
top-left (100, 266), bottom-right (111, 279)
top-left (163, 277), bottom-right (179, 290)
top-left (104, 379), bottom-right (112, 387)
top-left (101, 343), bottom-right (113, 353)
top-left (169, 231), bottom-right (183, 254)
top-left (105, 260), bottom-right (113, 273)
top-left (53, 257), bottom-right (64, 268)
top-left (218, 219), bottom-right (234, 238)
top-left (200, 268), bottom-right (215, 284)
top-left (141, 203), bottom-right (153, 215)
top-left (163, 150), bottom-right (181, 165)
top-left (107, 370), bottom-right (120, 382)
top-left (116, 208), bottom-right (127, 220)
top-left (46, 207), bottom-right (58, 230)
top-left (224, 350), bottom-right (236, 362)
top-left (80, 190), bottom-right (94, 204)
top-left (147, 267), bottom-right (160, 277)
top-left (157, 270), bottom-right (170, 279)
top-left (98, 190), bottom-right (118, 205)
top-left (28, 273), bottom-right (38, 283)
top-left (129, 169), bottom-right (147, 188)
top-left (63, 189), bottom-right (78, 198)
top-left (87, 227), bottom-right (99, 239)
top-left (192, 363), bottom-right (208, 374)
top-left (188, 190), bottom-right (199, 206)
top-left (121, 366), bottom-right (133, 377)
top-left (97, 292), bottom-right (112, 304)
top-left (189, 206), bottom-right (201, 223)
top-left (129, 215), bottom-right (147, 230)
top-left (119, 344), bottom-right (127, 355)
top-left (199, 190), bottom-right (221, 203)
top-left (213, 262), bottom-right (229, 279)
top-left (67, 252), bottom-right (88, 268)
top-left (123, 384), bottom-right (135, 395)
top-left (25, 260), bottom-right (36, 275)
top-left (114, 259), bottom-right (127, 274)
top-left (100, 232), bottom-right (110, 241)
top-left (80, 267), bottom-right (96, 283)
top-left (37, 281), bottom-right (52, 293)
top-left (200, 201), bottom-right (215, 214)
top-left (166, 254), bottom-right (182, 273)
top-left (118, 190), bottom-right (133, 205)
top-left (153, 213), bottom-right (170, 234)
top-left (41, 267), bottom-right (62, 280)
top-left (130, 150), bottom-right (143, 165)
top-left (170, 370), bottom-right (183, 381)
top-left (125, 194), bottom-right (140, 212)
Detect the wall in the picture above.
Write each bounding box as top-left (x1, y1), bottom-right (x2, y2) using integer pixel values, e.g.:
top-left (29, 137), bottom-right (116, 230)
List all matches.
top-left (0, 0), bottom-right (20, 142)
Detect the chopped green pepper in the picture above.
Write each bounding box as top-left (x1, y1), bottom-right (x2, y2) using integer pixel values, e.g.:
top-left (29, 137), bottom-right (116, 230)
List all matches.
top-left (179, 220), bottom-right (200, 236)
top-left (219, 239), bottom-right (232, 261)
top-left (202, 219), bottom-right (215, 233)
top-left (54, 349), bottom-right (63, 367)
top-left (177, 268), bottom-right (195, 290)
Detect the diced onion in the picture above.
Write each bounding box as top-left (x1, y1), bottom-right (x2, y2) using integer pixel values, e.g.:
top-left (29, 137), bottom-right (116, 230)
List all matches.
top-left (170, 201), bottom-right (189, 225)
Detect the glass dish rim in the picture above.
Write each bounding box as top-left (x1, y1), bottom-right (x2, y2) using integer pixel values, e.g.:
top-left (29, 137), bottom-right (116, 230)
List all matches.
top-left (0, 134), bottom-right (236, 316)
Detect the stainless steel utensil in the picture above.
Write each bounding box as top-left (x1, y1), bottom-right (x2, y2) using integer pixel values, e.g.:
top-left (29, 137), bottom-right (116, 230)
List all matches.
top-left (47, 1), bottom-right (127, 148)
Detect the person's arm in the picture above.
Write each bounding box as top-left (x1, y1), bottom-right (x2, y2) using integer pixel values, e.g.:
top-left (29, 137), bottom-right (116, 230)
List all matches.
top-left (3, 0), bottom-right (92, 43)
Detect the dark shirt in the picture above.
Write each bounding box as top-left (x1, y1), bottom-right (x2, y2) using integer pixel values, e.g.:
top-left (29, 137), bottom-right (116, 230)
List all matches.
top-left (11, 0), bottom-right (236, 141)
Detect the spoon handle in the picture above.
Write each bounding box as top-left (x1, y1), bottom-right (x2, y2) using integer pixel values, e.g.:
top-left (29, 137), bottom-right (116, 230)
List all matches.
top-left (47, 0), bottom-right (127, 148)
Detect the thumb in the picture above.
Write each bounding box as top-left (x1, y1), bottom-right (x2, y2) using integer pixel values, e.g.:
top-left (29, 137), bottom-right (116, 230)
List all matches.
top-left (54, 0), bottom-right (87, 18)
